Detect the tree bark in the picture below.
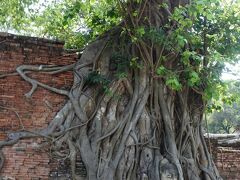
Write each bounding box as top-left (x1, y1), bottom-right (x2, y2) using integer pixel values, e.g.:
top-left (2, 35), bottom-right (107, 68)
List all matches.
top-left (0, 0), bottom-right (222, 180)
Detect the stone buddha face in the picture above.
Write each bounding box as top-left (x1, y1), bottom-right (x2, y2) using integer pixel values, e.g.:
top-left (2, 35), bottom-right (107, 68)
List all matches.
top-left (161, 170), bottom-right (178, 180)
top-left (160, 158), bottom-right (178, 180)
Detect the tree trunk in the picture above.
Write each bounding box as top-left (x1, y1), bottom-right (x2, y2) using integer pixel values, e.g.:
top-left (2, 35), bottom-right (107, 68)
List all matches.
top-left (0, 0), bottom-right (222, 179)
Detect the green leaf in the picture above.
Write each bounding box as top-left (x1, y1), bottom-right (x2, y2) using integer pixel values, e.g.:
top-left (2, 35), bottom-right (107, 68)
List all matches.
top-left (132, 11), bottom-right (138, 17)
top-left (130, 57), bottom-right (141, 69)
top-left (156, 66), bottom-right (167, 76)
top-left (136, 27), bottom-right (145, 37)
top-left (188, 71), bottom-right (200, 86)
top-left (182, 50), bottom-right (192, 65)
top-left (166, 77), bottom-right (182, 91)
top-left (177, 35), bottom-right (187, 48)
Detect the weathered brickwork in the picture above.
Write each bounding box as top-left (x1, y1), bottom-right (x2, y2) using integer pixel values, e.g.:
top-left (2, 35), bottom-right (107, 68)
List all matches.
top-left (0, 33), bottom-right (239, 179)
top-left (2, 139), bottom-right (50, 180)
top-left (0, 33), bottom-right (77, 179)
top-left (206, 139), bottom-right (240, 180)
top-left (215, 148), bottom-right (240, 180)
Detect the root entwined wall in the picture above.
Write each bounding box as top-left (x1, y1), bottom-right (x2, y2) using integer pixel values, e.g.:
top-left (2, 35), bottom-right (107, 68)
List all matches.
top-left (0, 33), bottom-right (239, 180)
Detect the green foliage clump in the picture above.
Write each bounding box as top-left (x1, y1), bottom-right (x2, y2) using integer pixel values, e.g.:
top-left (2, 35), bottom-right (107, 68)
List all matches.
top-left (0, 0), bottom-right (37, 32)
top-left (110, 52), bottom-right (129, 79)
top-left (86, 71), bottom-right (111, 93)
top-left (206, 81), bottom-right (240, 133)
top-left (0, 0), bottom-right (239, 100)
top-left (153, 0), bottom-right (239, 97)
top-left (156, 66), bottom-right (182, 91)
top-left (0, 0), bottom-right (121, 49)
top-left (166, 76), bottom-right (182, 91)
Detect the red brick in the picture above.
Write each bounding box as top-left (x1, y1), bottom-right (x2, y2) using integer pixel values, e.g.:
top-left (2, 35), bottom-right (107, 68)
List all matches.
top-left (0, 33), bottom-right (77, 179)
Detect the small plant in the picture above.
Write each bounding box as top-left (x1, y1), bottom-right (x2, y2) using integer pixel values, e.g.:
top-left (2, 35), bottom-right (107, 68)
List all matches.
top-left (86, 71), bottom-right (111, 92)
top-left (110, 52), bottom-right (129, 79)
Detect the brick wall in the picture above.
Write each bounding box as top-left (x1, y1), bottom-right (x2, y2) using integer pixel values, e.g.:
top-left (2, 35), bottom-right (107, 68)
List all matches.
top-left (0, 33), bottom-right (77, 179)
top-left (207, 139), bottom-right (240, 180)
top-left (215, 148), bottom-right (240, 180)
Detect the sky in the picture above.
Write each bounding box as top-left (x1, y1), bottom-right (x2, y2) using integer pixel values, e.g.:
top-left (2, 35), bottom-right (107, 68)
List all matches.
top-left (222, 63), bottom-right (240, 81)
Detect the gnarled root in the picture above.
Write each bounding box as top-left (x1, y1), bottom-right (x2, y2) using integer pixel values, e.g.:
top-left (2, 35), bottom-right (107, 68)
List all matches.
top-left (0, 16), bottom-right (222, 180)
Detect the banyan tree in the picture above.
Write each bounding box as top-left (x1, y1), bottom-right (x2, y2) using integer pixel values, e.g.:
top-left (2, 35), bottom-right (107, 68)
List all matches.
top-left (1, 0), bottom-right (239, 179)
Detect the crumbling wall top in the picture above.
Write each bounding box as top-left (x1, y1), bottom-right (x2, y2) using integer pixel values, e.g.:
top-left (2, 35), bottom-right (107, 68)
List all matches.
top-left (0, 32), bottom-right (64, 48)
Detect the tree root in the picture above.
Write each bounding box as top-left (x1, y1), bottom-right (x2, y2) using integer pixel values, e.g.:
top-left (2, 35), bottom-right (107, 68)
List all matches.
top-left (0, 1), bottom-right (223, 179)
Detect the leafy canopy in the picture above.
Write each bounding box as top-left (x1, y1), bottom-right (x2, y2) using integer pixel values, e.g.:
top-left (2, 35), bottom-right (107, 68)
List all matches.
top-left (0, 0), bottom-right (239, 101)
top-left (1, 0), bottom-right (121, 48)
top-left (206, 81), bottom-right (240, 133)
